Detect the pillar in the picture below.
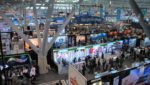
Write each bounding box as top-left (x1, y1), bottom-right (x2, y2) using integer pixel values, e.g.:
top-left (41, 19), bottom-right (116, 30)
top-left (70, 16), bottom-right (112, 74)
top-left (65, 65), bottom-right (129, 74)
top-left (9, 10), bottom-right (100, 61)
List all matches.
top-left (38, 55), bottom-right (48, 74)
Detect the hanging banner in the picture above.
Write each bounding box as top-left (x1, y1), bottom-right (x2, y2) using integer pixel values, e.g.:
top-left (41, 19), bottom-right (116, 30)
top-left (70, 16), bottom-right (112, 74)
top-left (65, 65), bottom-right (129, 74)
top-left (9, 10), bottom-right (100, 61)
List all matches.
top-left (68, 65), bottom-right (87, 85)
top-left (75, 15), bottom-right (103, 24)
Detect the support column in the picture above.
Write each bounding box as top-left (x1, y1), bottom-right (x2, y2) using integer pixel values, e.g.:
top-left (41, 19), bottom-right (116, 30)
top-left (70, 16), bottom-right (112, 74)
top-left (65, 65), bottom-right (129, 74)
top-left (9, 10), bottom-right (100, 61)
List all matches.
top-left (38, 0), bottom-right (55, 74)
top-left (41, 0), bottom-right (54, 56)
top-left (33, 0), bottom-right (41, 47)
top-left (38, 54), bottom-right (48, 74)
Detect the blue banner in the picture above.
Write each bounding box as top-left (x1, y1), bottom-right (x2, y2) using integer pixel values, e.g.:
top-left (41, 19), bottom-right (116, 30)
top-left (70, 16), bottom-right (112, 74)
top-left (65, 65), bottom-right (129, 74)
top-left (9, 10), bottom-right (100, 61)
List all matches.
top-left (75, 15), bottom-right (103, 24)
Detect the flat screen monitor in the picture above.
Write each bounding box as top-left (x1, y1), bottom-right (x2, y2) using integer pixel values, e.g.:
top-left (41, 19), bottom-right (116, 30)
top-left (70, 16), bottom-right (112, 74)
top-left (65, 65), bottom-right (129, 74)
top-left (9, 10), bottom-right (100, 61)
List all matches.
top-left (129, 38), bottom-right (137, 47)
top-left (55, 36), bottom-right (66, 48)
top-left (5, 54), bottom-right (31, 66)
top-left (124, 39), bottom-right (129, 44)
top-left (122, 68), bottom-right (140, 85)
top-left (135, 66), bottom-right (150, 85)
top-left (144, 37), bottom-right (150, 46)
top-left (90, 34), bottom-right (98, 41)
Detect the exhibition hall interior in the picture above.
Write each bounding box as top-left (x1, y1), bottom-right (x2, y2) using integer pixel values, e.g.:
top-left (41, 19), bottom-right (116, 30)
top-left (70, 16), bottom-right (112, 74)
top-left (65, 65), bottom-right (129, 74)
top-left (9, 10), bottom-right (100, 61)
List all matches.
top-left (0, 0), bottom-right (150, 85)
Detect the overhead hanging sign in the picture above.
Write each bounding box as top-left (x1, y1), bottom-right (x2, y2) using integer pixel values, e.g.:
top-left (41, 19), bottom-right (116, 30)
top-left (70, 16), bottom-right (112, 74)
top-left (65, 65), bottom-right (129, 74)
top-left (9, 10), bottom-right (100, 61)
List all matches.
top-left (75, 15), bottom-right (103, 24)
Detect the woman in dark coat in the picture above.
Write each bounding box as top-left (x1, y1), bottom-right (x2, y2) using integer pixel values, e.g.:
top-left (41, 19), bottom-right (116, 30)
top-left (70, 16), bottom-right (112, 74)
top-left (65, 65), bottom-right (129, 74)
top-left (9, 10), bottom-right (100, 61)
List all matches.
top-left (82, 63), bottom-right (86, 76)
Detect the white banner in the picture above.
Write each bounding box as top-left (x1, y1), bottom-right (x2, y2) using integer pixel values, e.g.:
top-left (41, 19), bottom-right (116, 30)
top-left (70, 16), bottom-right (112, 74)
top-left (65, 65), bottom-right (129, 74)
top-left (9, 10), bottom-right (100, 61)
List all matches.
top-left (68, 65), bottom-right (87, 85)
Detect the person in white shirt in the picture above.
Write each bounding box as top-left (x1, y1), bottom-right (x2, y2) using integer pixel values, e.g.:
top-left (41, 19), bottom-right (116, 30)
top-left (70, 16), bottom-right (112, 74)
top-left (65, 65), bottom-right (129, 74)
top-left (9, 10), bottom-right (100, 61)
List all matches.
top-left (23, 67), bottom-right (28, 74)
top-left (30, 65), bottom-right (36, 84)
top-left (30, 65), bottom-right (36, 77)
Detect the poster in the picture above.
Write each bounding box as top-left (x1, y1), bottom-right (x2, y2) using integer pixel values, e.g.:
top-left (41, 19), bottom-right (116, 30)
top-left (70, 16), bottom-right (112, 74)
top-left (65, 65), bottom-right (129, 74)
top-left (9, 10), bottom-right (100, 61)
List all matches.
top-left (55, 36), bottom-right (66, 48)
top-left (68, 65), bottom-right (87, 85)
top-left (129, 38), bottom-right (137, 47)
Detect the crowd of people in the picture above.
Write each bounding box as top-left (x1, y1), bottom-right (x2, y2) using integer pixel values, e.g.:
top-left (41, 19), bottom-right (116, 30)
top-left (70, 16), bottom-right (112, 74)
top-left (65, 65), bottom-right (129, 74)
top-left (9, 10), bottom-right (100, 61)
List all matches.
top-left (81, 45), bottom-right (150, 76)
top-left (0, 65), bottom-right (37, 85)
top-left (82, 51), bottom-right (123, 75)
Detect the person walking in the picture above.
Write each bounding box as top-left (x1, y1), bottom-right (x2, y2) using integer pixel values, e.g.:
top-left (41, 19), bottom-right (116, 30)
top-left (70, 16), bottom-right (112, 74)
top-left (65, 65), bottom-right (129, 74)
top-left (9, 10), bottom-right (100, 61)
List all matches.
top-left (82, 63), bottom-right (86, 76)
top-left (30, 65), bottom-right (36, 85)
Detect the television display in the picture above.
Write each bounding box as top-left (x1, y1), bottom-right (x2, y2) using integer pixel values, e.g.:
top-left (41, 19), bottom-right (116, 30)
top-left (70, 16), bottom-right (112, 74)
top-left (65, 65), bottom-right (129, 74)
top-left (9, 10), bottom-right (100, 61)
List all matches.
top-left (129, 38), bottom-right (137, 47)
top-left (55, 36), bottom-right (66, 48)
top-left (135, 66), bottom-right (150, 85)
top-left (122, 68), bottom-right (140, 85)
top-left (12, 18), bottom-right (19, 26)
top-left (56, 20), bottom-right (64, 24)
top-left (114, 40), bottom-right (123, 49)
top-left (122, 65), bottom-right (150, 85)
top-left (143, 66), bottom-right (150, 77)
top-left (90, 34), bottom-right (99, 41)
top-left (54, 17), bottom-right (65, 24)
top-left (90, 33), bottom-right (107, 41)
top-left (123, 39), bottom-right (129, 45)
top-left (5, 54), bottom-right (31, 66)
top-left (144, 37), bottom-right (150, 46)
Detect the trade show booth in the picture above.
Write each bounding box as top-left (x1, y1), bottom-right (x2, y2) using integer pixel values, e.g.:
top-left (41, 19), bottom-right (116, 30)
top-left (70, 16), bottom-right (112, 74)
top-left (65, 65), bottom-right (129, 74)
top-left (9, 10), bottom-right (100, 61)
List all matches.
top-left (53, 40), bottom-right (123, 74)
